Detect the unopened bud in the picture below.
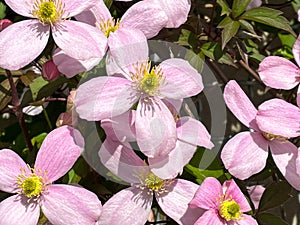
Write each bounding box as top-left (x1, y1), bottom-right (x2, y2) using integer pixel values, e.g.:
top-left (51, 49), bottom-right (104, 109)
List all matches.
top-left (0, 19), bottom-right (12, 31)
top-left (42, 60), bottom-right (60, 81)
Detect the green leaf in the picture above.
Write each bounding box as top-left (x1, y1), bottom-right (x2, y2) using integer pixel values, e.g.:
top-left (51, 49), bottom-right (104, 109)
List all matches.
top-left (257, 213), bottom-right (289, 225)
top-left (258, 181), bottom-right (292, 212)
top-left (218, 16), bottom-right (234, 29)
top-left (31, 133), bottom-right (47, 149)
top-left (201, 42), bottom-right (235, 66)
top-left (232, 0), bottom-right (251, 18)
top-left (217, 0), bottom-right (231, 16)
top-left (29, 77), bottom-right (48, 101)
top-left (278, 33), bottom-right (296, 50)
top-left (185, 164), bottom-right (224, 184)
top-left (240, 7), bottom-right (295, 35)
top-left (103, 0), bottom-right (113, 8)
top-left (239, 19), bottom-right (256, 35)
top-left (36, 76), bottom-right (69, 100)
top-left (176, 29), bottom-right (198, 49)
top-left (0, 2), bottom-right (6, 20)
top-left (185, 50), bottom-right (205, 73)
top-left (221, 20), bottom-right (240, 49)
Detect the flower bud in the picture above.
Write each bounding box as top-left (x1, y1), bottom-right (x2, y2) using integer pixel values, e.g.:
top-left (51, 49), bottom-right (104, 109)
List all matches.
top-left (0, 19), bottom-right (12, 31)
top-left (42, 60), bottom-right (60, 81)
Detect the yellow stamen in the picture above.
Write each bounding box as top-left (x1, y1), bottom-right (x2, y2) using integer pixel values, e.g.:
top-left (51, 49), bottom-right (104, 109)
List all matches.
top-left (97, 19), bottom-right (120, 37)
top-left (262, 132), bottom-right (287, 142)
top-left (219, 199), bottom-right (241, 221)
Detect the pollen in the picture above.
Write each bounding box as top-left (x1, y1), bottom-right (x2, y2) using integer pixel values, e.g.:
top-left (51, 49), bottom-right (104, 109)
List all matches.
top-left (219, 198), bottom-right (241, 221)
top-left (262, 132), bottom-right (287, 142)
top-left (97, 19), bottom-right (120, 37)
top-left (31, 0), bottom-right (65, 25)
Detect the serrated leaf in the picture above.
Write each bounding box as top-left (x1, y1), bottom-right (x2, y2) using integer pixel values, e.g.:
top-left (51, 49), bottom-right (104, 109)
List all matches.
top-left (257, 213), bottom-right (289, 225)
top-left (240, 7), bottom-right (295, 35)
top-left (258, 181), bottom-right (292, 212)
top-left (0, 78), bottom-right (18, 111)
top-left (0, 2), bottom-right (6, 20)
top-left (29, 77), bottom-right (48, 101)
top-left (217, 0), bottom-right (231, 16)
top-left (232, 0), bottom-right (252, 18)
top-left (221, 21), bottom-right (240, 49)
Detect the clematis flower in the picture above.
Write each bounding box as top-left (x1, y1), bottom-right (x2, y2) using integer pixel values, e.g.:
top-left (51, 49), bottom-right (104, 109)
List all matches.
top-left (98, 138), bottom-right (202, 225)
top-left (100, 110), bottom-right (214, 178)
top-left (258, 34), bottom-right (300, 91)
top-left (221, 80), bottom-right (300, 190)
top-left (0, 0), bottom-right (107, 70)
top-left (74, 38), bottom-right (204, 158)
top-left (189, 177), bottom-right (258, 225)
top-left (0, 126), bottom-right (102, 225)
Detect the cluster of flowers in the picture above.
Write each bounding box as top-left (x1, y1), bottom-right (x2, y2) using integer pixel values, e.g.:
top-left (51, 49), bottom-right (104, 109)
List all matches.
top-left (1, 0), bottom-right (299, 224)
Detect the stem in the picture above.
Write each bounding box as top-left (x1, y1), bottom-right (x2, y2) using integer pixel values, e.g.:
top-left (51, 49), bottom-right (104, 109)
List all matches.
top-left (42, 106), bottom-right (53, 130)
top-left (6, 69), bottom-right (33, 152)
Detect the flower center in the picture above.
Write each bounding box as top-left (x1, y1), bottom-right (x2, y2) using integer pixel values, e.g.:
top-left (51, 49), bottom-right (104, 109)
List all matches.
top-left (262, 132), bottom-right (287, 142)
top-left (219, 199), bottom-right (241, 221)
top-left (31, 0), bottom-right (65, 24)
top-left (16, 167), bottom-right (46, 199)
top-left (97, 19), bottom-right (120, 37)
top-left (130, 61), bottom-right (165, 97)
top-left (145, 173), bottom-right (164, 192)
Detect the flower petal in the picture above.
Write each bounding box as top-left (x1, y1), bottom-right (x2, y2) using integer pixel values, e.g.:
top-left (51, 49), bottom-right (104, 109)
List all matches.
top-left (224, 80), bottom-right (259, 130)
top-left (62, 0), bottom-right (99, 18)
top-left (189, 177), bottom-right (222, 210)
top-left (100, 187), bottom-right (152, 225)
top-left (293, 34), bottom-right (300, 67)
top-left (0, 20), bottom-right (49, 70)
top-left (99, 138), bottom-right (149, 184)
top-left (223, 179), bottom-right (251, 212)
top-left (246, 0), bottom-right (262, 10)
top-left (4, 0), bottom-right (32, 17)
top-left (270, 140), bottom-right (300, 190)
top-left (52, 20), bottom-right (107, 60)
top-left (237, 214), bottom-right (258, 225)
top-left (258, 56), bottom-right (299, 90)
top-left (0, 149), bottom-right (29, 193)
top-left (256, 98), bottom-right (300, 138)
top-left (53, 48), bottom-right (102, 78)
top-left (121, 1), bottom-right (168, 38)
top-left (156, 179), bottom-right (200, 225)
top-left (159, 58), bottom-right (204, 99)
top-left (247, 185), bottom-right (265, 210)
top-left (297, 86), bottom-right (300, 107)
top-left (107, 27), bottom-right (148, 77)
top-left (220, 132), bottom-right (269, 180)
top-left (35, 126), bottom-right (84, 182)
top-left (41, 184), bottom-right (102, 225)
top-left (74, 0), bottom-right (112, 25)
top-left (194, 210), bottom-right (224, 225)
top-left (148, 0), bottom-right (191, 28)
top-left (136, 98), bottom-right (177, 158)
top-left (74, 76), bottom-right (137, 121)
top-left (0, 195), bottom-right (40, 225)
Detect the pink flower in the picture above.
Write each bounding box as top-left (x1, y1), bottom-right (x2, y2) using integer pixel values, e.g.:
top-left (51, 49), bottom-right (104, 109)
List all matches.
top-left (42, 59), bottom-right (60, 81)
top-left (100, 110), bottom-right (214, 178)
top-left (0, 126), bottom-right (102, 225)
top-left (0, 0), bottom-right (107, 70)
top-left (0, 19), bottom-right (12, 31)
top-left (98, 138), bottom-right (202, 225)
top-left (247, 185), bottom-right (265, 210)
top-left (258, 35), bottom-right (300, 90)
top-left (221, 80), bottom-right (300, 190)
top-left (74, 40), bottom-right (204, 157)
top-left (189, 177), bottom-right (258, 225)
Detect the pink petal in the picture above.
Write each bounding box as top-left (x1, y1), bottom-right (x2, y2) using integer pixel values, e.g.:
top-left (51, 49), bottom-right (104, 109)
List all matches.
top-left (258, 56), bottom-right (299, 89)
top-left (293, 34), bottom-right (300, 67)
top-left (98, 138), bottom-right (149, 184)
top-left (106, 27), bottom-right (148, 77)
top-left (100, 187), bottom-right (152, 225)
top-left (136, 98), bottom-right (177, 158)
top-left (0, 149), bottom-right (29, 193)
top-left (4, 0), bottom-right (32, 17)
top-left (101, 110), bottom-right (136, 143)
top-left (35, 126), bottom-right (84, 182)
top-left (159, 58), bottom-right (204, 99)
top-left (194, 210), bottom-right (224, 225)
top-left (148, 0), bottom-right (191, 28)
top-left (41, 184), bottom-right (102, 225)
top-left (53, 48), bottom-right (102, 78)
top-left (162, 98), bottom-right (183, 115)
top-left (256, 98), bottom-right (300, 138)
top-left (247, 185), bottom-right (265, 210)
top-left (237, 214), bottom-right (259, 225)
top-left (52, 20), bottom-right (107, 60)
top-left (0, 195), bottom-right (40, 225)
top-left (157, 179), bottom-right (201, 225)
top-left (189, 177), bottom-right (222, 210)
top-left (0, 20), bottom-right (50, 70)
top-left (297, 86), bottom-right (300, 107)
top-left (223, 179), bottom-right (251, 212)
top-left (121, 1), bottom-right (168, 38)
top-left (62, 0), bottom-right (99, 18)
top-left (270, 140), bottom-right (300, 190)
top-left (224, 80), bottom-right (259, 130)
top-left (177, 117), bottom-right (214, 149)
top-left (220, 132), bottom-right (269, 180)
top-left (246, 0), bottom-right (262, 10)
top-left (74, 76), bottom-right (137, 121)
